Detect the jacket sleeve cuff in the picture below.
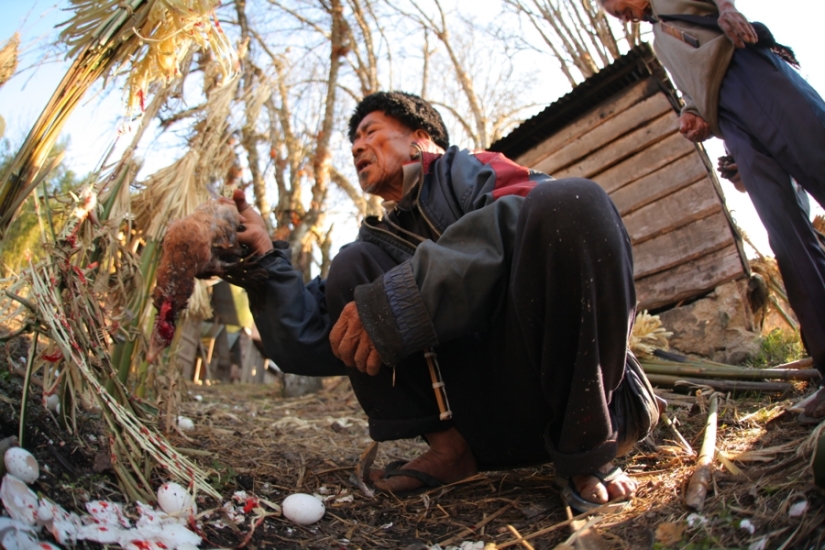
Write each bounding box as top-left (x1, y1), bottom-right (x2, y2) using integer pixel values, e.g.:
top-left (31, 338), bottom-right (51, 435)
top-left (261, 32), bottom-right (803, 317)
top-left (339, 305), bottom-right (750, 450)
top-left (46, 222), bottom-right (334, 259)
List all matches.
top-left (354, 262), bottom-right (438, 365)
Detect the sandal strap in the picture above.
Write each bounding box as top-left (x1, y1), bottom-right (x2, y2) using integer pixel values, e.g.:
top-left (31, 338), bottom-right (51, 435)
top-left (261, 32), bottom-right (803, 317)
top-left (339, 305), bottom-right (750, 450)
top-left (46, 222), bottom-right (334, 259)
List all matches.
top-left (590, 465), bottom-right (623, 485)
top-left (383, 460), bottom-right (444, 488)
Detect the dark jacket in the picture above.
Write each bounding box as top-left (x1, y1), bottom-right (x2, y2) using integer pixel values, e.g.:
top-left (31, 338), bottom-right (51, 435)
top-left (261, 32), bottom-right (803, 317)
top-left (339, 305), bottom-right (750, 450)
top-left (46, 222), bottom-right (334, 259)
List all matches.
top-left (250, 146), bottom-right (553, 374)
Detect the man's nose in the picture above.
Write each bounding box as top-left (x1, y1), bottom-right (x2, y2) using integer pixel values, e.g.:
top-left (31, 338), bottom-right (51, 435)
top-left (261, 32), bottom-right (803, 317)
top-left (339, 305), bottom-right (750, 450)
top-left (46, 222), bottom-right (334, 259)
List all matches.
top-left (351, 138), bottom-right (365, 157)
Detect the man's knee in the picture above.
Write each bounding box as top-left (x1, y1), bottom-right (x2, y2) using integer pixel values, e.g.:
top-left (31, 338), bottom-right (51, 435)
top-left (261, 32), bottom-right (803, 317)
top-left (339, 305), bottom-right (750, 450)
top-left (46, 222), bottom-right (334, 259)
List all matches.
top-left (523, 178), bottom-right (621, 226)
top-left (326, 241), bottom-right (397, 304)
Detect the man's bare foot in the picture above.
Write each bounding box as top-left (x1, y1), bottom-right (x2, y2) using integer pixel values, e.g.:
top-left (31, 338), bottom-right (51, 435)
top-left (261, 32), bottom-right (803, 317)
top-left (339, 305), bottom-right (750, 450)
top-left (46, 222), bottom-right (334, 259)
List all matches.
top-left (571, 462), bottom-right (636, 505)
top-left (803, 387), bottom-right (825, 420)
top-left (370, 427), bottom-right (477, 493)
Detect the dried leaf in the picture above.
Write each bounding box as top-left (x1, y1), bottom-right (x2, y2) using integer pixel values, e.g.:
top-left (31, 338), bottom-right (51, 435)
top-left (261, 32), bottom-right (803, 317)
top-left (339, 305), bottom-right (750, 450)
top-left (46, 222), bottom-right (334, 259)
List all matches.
top-left (655, 521), bottom-right (686, 545)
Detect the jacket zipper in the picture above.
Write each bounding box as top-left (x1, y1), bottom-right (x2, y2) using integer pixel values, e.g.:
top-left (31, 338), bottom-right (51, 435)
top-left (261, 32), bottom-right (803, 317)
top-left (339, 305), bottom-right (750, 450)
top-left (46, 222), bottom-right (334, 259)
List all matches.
top-left (364, 222), bottom-right (418, 252)
top-left (412, 146), bottom-right (443, 240)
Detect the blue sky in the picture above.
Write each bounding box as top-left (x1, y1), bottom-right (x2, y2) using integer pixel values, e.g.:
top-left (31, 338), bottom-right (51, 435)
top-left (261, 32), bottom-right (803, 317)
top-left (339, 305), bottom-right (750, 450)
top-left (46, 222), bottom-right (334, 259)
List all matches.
top-left (1, 1), bottom-right (823, 257)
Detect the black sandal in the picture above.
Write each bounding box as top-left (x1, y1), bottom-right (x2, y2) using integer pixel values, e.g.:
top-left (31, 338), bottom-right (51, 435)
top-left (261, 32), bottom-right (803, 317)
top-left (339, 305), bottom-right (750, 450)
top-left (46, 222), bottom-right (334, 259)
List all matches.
top-left (555, 466), bottom-right (632, 514)
top-left (381, 460), bottom-right (444, 492)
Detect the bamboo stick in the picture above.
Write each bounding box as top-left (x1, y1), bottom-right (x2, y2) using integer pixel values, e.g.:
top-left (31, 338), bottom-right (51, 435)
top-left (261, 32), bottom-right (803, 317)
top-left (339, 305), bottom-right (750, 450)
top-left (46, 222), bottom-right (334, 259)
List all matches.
top-left (659, 412), bottom-right (694, 455)
top-left (641, 361), bottom-right (820, 381)
top-left (645, 374), bottom-right (792, 394)
top-left (685, 394), bottom-right (719, 511)
top-left (775, 357), bottom-right (813, 370)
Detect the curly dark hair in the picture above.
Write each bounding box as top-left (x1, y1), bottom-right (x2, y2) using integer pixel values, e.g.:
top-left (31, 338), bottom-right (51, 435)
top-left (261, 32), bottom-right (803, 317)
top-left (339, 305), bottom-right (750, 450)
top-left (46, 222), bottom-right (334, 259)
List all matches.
top-left (348, 91), bottom-right (450, 150)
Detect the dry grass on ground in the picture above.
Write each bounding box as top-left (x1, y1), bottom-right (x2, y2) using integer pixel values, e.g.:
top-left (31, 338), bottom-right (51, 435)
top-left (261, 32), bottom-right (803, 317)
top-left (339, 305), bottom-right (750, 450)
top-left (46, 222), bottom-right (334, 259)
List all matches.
top-left (2, 345), bottom-right (823, 550)
top-left (157, 379), bottom-right (825, 550)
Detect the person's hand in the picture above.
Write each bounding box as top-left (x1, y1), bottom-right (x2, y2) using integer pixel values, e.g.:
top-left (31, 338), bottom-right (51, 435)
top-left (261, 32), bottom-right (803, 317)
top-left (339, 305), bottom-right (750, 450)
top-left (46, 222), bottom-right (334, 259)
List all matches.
top-left (231, 188), bottom-right (273, 255)
top-left (329, 301), bottom-right (383, 375)
top-left (717, 2), bottom-right (757, 48)
top-left (717, 154), bottom-right (746, 192)
top-left (679, 112), bottom-right (711, 143)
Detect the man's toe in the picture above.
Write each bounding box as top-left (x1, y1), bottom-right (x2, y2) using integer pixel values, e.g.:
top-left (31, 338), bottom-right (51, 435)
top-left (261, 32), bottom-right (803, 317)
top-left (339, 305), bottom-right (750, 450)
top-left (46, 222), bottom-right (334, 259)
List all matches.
top-left (572, 474), bottom-right (609, 504)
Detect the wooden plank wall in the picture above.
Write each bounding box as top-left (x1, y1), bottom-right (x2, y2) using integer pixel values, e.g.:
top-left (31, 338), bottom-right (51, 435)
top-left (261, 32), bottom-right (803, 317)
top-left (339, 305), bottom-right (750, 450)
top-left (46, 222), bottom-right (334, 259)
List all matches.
top-left (515, 77), bottom-right (746, 310)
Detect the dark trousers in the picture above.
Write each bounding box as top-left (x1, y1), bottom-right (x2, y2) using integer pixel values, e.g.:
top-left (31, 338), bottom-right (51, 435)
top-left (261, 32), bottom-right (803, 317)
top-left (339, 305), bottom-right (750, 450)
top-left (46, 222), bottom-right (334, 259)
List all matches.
top-left (325, 180), bottom-right (636, 477)
top-left (718, 47), bottom-right (825, 374)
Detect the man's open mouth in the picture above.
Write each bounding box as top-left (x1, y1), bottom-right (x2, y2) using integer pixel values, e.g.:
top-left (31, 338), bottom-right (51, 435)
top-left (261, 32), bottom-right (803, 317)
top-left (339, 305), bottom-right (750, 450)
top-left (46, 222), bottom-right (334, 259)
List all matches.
top-left (355, 155), bottom-right (375, 173)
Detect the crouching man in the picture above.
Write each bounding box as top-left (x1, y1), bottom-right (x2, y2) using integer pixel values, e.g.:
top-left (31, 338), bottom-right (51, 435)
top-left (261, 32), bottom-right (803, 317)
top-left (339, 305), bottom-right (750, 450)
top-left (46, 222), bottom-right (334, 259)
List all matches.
top-left (231, 91), bottom-right (658, 511)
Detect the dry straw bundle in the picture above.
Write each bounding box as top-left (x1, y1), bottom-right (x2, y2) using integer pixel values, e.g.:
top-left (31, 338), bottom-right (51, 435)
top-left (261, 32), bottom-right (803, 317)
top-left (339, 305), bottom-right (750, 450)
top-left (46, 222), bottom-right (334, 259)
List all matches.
top-left (630, 309), bottom-right (672, 357)
top-left (0, 0), bottom-right (237, 238)
top-left (1, 191), bottom-right (220, 502)
top-left (0, 32), bottom-right (19, 88)
top-left (0, 0), bottom-right (241, 504)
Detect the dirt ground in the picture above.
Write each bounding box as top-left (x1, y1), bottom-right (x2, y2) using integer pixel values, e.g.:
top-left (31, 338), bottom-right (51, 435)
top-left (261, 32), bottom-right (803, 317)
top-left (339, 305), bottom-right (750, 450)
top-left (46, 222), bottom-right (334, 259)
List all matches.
top-left (2, 350), bottom-right (825, 549)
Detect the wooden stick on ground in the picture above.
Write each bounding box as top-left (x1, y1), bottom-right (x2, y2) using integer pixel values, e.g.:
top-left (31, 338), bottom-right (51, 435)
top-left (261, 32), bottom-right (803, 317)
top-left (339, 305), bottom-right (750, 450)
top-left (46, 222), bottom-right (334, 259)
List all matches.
top-left (644, 374), bottom-right (793, 394)
top-left (641, 362), bottom-right (820, 381)
top-left (660, 412), bottom-right (695, 455)
top-left (561, 504), bottom-right (609, 550)
top-left (496, 504), bottom-right (619, 549)
top-left (506, 525), bottom-right (536, 550)
top-left (775, 357), bottom-right (813, 370)
top-left (685, 393), bottom-right (720, 511)
top-left (438, 502), bottom-right (514, 548)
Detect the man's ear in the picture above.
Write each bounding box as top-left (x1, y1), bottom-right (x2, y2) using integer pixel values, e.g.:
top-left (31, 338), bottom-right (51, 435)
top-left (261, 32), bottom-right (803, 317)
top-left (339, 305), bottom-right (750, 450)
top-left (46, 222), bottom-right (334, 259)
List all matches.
top-left (412, 129), bottom-right (444, 154)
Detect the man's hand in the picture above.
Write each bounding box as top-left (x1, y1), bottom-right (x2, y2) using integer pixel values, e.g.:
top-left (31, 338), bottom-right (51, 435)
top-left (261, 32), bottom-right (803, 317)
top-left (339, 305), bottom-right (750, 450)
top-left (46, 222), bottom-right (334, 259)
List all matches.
top-left (717, 154), bottom-right (746, 192)
top-left (679, 112), bottom-right (711, 143)
top-left (716, 1), bottom-right (757, 48)
top-left (329, 301), bottom-right (383, 375)
top-left (231, 189), bottom-right (274, 255)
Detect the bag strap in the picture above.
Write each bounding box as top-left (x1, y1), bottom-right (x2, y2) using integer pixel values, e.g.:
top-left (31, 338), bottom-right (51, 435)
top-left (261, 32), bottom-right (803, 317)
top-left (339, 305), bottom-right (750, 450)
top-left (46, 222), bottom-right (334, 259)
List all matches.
top-left (656, 13), bottom-right (800, 67)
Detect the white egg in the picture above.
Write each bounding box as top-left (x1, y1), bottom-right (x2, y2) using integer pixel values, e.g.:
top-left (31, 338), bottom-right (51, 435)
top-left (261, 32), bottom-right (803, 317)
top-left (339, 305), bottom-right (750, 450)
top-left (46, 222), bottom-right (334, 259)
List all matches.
top-left (45, 394), bottom-right (59, 411)
top-left (176, 416), bottom-right (195, 431)
top-left (156, 482), bottom-right (196, 515)
top-left (282, 493), bottom-right (325, 525)
top-left (4, 447), bottom-right (39, 484)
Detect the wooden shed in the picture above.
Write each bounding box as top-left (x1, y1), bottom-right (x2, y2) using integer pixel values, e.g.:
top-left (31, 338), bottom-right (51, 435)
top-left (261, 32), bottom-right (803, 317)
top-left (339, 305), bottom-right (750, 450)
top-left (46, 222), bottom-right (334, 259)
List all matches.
top-left (174, 280), bottom-right (267, 384)
top-left (490, 44), bottom-right (748, 311)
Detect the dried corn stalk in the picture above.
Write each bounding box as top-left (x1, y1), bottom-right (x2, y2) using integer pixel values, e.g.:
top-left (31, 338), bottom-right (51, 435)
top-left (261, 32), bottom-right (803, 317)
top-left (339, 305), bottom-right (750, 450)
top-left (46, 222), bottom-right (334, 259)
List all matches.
top-left (630, 310), bottom-right (672, 357)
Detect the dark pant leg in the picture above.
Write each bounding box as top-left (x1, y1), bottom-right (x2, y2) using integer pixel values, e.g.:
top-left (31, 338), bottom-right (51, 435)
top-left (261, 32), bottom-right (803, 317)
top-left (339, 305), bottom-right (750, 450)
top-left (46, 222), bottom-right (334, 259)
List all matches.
top-left (505, 179), bottom-right (636, 478)
top-left (719, 47), bottom-right (825, 373)
top-left (326, 242), bottom-right (450, 440)
top-left (326, 183), bottom-right (635, 476)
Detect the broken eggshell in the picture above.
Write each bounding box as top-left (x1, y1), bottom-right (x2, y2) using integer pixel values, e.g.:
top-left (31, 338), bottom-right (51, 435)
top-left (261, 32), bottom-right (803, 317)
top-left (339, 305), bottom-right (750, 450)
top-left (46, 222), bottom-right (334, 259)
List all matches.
top-left (282, 493), bottom-right (325, 525)
top-left (156, 482), bottom-right (197, 515)
top-left (0, 474), bottom-right (39, 524)
top-left (4, 447), bottom-right (39, 484)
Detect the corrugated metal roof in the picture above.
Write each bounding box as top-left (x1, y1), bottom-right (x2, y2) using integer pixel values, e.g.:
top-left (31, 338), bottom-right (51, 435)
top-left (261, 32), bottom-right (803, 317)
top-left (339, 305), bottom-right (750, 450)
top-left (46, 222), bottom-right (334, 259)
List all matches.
top-left (489, 43), bottom-right (677, 159)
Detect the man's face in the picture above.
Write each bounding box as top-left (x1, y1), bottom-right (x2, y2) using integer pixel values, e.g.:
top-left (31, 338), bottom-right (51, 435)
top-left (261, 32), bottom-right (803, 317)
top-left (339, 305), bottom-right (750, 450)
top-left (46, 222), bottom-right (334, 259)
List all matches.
top-left (601, 0), bottom-right (651, 22)
top-left (351, 111), bottom-right (418, 201)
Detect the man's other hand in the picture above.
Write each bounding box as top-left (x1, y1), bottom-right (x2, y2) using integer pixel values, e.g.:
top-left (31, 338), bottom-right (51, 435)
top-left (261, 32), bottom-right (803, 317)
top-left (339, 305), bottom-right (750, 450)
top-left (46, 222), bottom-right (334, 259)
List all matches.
top-left (232, 189), bottom-right (274, 255)
top-left (717, 3), bottom-right (757, 48)
top-left (330, 301), bottom-right (383, 375)
top-left (717, 154), bottom-right (746, 192)
top-left (679, 112), bottom-right (711, 143)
